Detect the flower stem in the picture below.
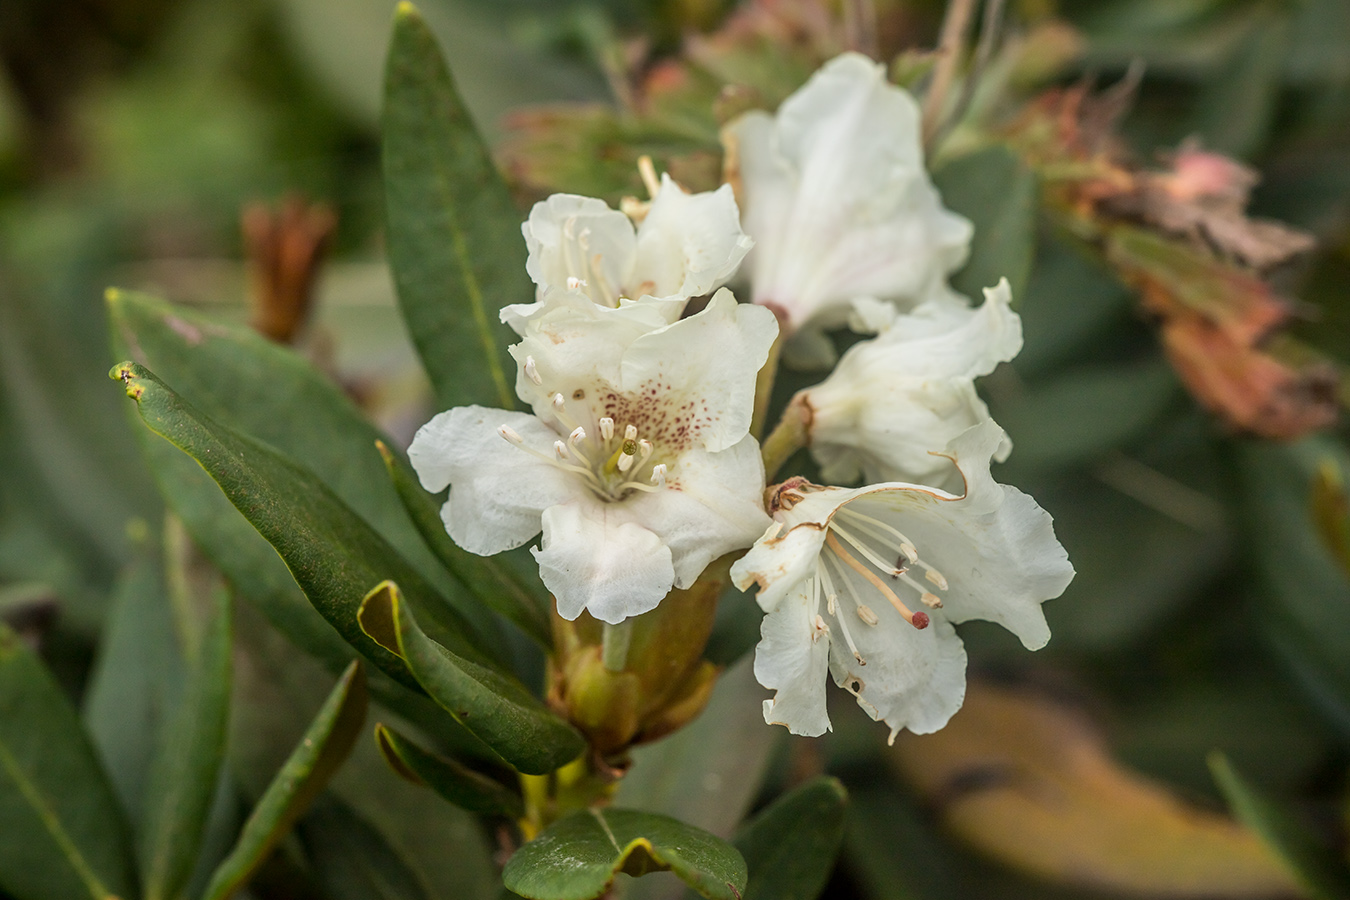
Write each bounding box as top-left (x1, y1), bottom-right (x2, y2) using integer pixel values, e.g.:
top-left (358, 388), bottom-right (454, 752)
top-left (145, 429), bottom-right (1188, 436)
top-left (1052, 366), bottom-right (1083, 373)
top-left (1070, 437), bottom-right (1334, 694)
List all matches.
top-left (921, 0), bottom-right (978, 148)
top-left (601, 618), bottom-right (634, 672)
top-left (760, 394), bottom-right (811, 481)
top-left (750, 331), bottom-right (784, 438)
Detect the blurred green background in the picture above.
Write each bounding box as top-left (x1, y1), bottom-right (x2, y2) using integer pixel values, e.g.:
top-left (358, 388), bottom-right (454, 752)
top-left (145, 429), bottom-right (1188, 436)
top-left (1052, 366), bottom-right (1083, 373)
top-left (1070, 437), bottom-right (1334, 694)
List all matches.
top-left (4, 0), bottom-right (1350, 897)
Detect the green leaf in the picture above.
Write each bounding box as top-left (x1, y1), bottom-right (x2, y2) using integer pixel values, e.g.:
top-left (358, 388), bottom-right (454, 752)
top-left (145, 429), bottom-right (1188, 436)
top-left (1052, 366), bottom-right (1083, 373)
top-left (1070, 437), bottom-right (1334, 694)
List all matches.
top-left (81, 545), bottom-right (183, 827)
top-left (1208, 753), bottom-right (1350, 900)
top-left (299, 795), bottom-right (432, 900)
top-left (138, 582), bottom-right (232, 900)
top-left (105, 288), bottom-right (504, 666)
top-left (0, 623), bottom-right (138, 900)
top-left (734, 777), bottom-right (847, 900)
top-left (933, 145), bottom-right (1038, 303)
top-left (376, 440), bottom-right (550, 647)
top-left (109, 361), bottom-right (487, 693)
top-left (374, 722), bottom-right (523, 818)
top-left (203, 660), bottom-right (369, 900)
top-left (503, 808), bottom-right (747, 900)
top-left (382, 0), bottom-right (529, 411)
top-left (358, 581), bottom-right (583, 775)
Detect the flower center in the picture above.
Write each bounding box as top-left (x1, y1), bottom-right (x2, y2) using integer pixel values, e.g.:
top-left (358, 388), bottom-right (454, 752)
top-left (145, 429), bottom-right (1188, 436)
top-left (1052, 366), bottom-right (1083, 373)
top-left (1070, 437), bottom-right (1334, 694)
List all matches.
top-left (497, 383), bottom-right (671, 503)
top-left (809, 505), bottom-right (948, 667)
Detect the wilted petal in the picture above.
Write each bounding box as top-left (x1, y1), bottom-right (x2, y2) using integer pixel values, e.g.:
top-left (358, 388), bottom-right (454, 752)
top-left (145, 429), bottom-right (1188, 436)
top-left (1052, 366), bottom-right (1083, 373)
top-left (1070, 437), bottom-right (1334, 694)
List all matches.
top-left (754, 583), bottom-right (832, 736)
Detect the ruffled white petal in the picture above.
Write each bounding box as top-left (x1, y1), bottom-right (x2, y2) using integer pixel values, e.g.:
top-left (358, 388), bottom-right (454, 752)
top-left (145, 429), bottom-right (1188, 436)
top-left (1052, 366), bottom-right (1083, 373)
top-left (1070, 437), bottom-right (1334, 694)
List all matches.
top-left (724, 52), bottom-right (971, 348)
top-left (626, 435), bottom-right (771, 589)
top-left (731, 522), bottom-right (828, 613)
top-left (633, 175), bottom-right (753, 300)
top-left (534, 501), bottom-right (675, 624)
top-left (523, 194), bottom-right (637, 307)
top-left (754, 584), bottom-right (832, 736)
top-left (804, 280), bottom-right (1022, 488)
top-left (621, 289), bottom-right (779, 452)
top-left (407, 406), bottom-right (574, 556)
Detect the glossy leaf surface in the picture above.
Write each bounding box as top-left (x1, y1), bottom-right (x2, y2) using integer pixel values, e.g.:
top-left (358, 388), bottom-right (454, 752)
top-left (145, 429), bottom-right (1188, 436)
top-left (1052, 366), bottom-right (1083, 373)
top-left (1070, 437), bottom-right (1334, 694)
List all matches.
top-left (503, 808), bottom-right (747, 900)
top-left (358, 581), bottom-right (583, 775)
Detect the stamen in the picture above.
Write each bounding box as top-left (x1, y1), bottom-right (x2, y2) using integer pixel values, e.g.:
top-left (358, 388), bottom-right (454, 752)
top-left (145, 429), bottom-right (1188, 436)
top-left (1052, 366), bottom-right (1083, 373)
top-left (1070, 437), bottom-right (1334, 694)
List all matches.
top-left (898, 571), bottom-right (941, 608)
top-left (825, 531), bottom-right (927, 630)
top-left (650, 463), bottom-right (668, 487)
top-left (636, 439), bottom-right (653, 468)
top-left (821, 554), bottom-right (868, 665)
top-left (638, 155), bottom-right (661, 198)
top-left (568, 426), bottom-right (586, 445)
top-left (599, 417), bottom-right (614, 441)
top-left (566, 276), bottom-right (585, 291)
top-left (624, 424), bottom-right (638, 441)
top-left (553, 440), bottom-right (569, 460)
top-left (920, 592), bottom-right (943, 609)
top-left (812, 614), bottom-right (829, 643)
top-left (764, 522), bottom-right (783, 541)
top-left (497, 425), bottom-right (523, 444)
top-left (617, 439), bottom-right (637, 473)
top-left (829, 522), bottom-right (905, 576)
top-left (524, 356), bottom-right (542, 385)
top-left (836, 508), bottom-right (919, 562)
top-left (924, 567), bottom-right (949, 591)
top-left (857, 604), bottom-right (879, 626)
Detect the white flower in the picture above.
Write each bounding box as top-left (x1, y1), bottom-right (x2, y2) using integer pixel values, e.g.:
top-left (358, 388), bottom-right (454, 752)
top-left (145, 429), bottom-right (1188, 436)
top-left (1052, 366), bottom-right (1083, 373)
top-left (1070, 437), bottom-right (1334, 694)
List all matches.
top-left (722, 52), bottom-right (972, 366)
top-left (729, 420), bottom-right (1074, 740)
top-left (516, 174), bottom-right (752, 315)
top-left (409, 289), bottom-right (778, 625)
top-left (801, 279), bottom-right (1022, 491)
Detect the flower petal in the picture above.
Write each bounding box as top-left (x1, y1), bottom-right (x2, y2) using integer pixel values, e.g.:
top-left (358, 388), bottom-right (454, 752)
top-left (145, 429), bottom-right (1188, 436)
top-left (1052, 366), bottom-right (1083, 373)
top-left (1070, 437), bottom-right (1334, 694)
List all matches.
top-left (522, 193), bottom-right (636, 306)
top-left (621, 288), bottom-right (779, 452)
top-left (633, 175), bottom-right (753, 300)
top-left (408, 406), bottom-right (574, 556)
top-left (626, 435), bottom-right (771, 589)
top-left (534, 501), bottom-right (675, 624)
top-left (724, 52), bottom-right (971, 342)
top-left (754, 583), bottom-right (832, 736)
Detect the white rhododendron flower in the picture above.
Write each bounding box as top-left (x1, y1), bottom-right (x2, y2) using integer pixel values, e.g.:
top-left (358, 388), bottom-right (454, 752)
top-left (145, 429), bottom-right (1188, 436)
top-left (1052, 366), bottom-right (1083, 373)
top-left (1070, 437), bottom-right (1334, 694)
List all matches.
top-left (729, 420), bottom-right (1074, 740)
top-left (519, 174), bottom-right (752, 313)
top-left (409, 289), bottom-right (777, 625)
top-left (723, 52), bottom-right (972, 365)
top-left (801, 279), bottom-right (1022, 491)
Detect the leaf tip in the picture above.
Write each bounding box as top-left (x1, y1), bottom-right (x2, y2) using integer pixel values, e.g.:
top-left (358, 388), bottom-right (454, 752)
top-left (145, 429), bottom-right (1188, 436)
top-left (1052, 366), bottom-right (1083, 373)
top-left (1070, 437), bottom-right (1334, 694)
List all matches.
top-left (109, 361), bottom-right (144, 399)
top-left (394, 1), bottom-right (420, 20)
top-left (373, 722), bottom-right (426, 786)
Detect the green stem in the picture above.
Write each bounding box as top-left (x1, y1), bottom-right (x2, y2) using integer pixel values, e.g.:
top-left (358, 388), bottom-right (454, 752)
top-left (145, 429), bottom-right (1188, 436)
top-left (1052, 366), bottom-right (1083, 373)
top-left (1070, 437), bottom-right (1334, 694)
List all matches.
top-left (760, 395), bottom-right (811, 482)
top-left (601, 619), bottom-right (633, 672)
top-left (750, 332), bottom-right (784, 439)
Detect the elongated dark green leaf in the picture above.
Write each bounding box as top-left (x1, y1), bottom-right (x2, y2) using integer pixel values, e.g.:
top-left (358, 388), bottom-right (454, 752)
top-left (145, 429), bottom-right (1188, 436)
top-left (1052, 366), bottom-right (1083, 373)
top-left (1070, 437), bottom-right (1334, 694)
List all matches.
top-left (1208, 753), bottom-right (1350, 900)
top-left (934, 145), bottom-right (1038, 302)
top-left (0, 623), bottom-right (137, 900)
top-left (382, 0), bottom-right (529, 411)
top-left (203, 660), bottom-right (369, 900)
top-left (110, 361), bottom-right (486, 693)
top-left (81, 546), bottom-right (183, 827)
top-left (376, 440), bottom-right (550, 646)
top-left (106, 288), bottom-right (504, 662)
top-left (734, 777), bottom-right (847, 900)
top-left (139, 583), bottom-right (232, 900)
top-left (503, 808), bottom-right (747, 900)
top-left (374, 722), bottom-right (522, 817)
top-left (358, 581), bottom-right (583, 775)
top-left (300, 795), bottom-right (431, 900)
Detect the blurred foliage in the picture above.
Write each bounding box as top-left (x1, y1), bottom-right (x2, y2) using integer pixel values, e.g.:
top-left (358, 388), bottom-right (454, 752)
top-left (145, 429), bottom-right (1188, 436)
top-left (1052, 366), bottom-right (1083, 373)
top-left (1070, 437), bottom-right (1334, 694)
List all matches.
top-left (2, 0), bottom-right (1350, 898)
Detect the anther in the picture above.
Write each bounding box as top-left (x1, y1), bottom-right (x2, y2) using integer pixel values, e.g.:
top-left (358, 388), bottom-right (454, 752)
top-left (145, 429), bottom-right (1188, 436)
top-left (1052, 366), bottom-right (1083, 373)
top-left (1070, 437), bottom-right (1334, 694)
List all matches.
top-left (551, 393), bottom-right (567, 412)
top-left (624, 424), bottom-right (637, 441)
top-left (857, 604), bottom-right (879, 626)
top-left (497, 425), bottom-right (523, 444)
top-left (524, 356), bottom-right (542, 385)
top-left (920, 592), bottom-right (943, 609)
top-left (812, 614), bottom-right (829, 642)
top-left (924, 568), bottom-right (949, 591)
top-left (599, 417), bottom-right (615, 441)
top-left (637, 439), bottom-right (653, 466)
top-left (764, 522), bottom-right (783, 540)
top-left (650, 463), bottom-right (668, 487)
top-left (568, 427), bottom-right (586, 446)
top-left (553, 441), bottom-right (569, 460)
top-left (566, 276), bottom-right (585, 291)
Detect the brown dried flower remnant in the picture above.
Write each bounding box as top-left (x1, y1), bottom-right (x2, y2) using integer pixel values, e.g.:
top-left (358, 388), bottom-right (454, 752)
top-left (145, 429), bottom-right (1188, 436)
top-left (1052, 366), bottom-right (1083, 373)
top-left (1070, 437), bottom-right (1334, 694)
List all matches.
top-left (243, 194), bottom-right (337, 345)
